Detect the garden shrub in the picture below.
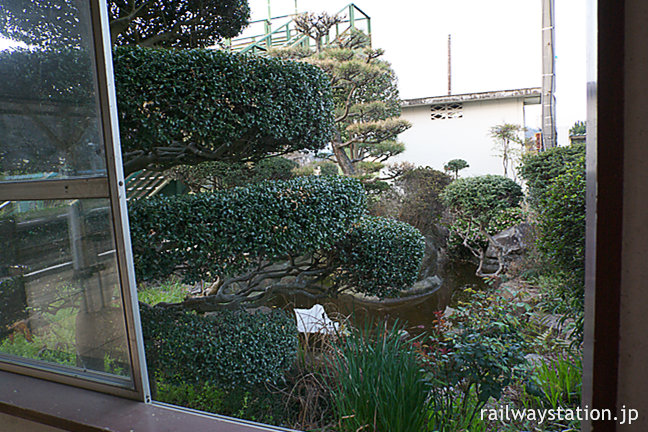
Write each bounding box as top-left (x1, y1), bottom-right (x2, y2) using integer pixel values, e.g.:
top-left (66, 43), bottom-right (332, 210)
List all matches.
top-left (292, 161), bottom-right (340, 177)
top-left (140, 305), bottom-right (298, 389)
top-left (334, 216), bottom-right (425, 297)
top-left (422, 287), bottom-right (526, 430)
top-left (441, 175), bottom-right (523, 225)
top-left (395, 167), bottom-right (452, 235)
top-left (441, 175), bottom-right (523, 275)
top-left (129, 175), bottom-right (366, 283)
top-left (114, 46), bottom-right (335, 173)
top-left (536, 156), bottom-right (586, 282)
top-left (518, 143), bottom-right (585, 207)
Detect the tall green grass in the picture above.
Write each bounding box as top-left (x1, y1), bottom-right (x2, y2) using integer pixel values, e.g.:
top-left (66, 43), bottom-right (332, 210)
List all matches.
top-left (326, 322), bottom-right (430, 432)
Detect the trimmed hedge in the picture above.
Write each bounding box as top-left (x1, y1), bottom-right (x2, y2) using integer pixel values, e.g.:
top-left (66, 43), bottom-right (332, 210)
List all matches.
top-left (129, 175), bottom-right (367, 282)
top-left (114, 46), bottom-right (335, 172)
top-left (335, 216), bottom-right (425, 297)
top-left (140, 305), bottom-right (297, 389)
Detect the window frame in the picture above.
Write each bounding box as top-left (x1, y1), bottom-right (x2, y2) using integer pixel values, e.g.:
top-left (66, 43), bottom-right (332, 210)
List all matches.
top-left (0, 0), bottom-right (150, 401)
top-left (0, 0), bottom-right (632, 430)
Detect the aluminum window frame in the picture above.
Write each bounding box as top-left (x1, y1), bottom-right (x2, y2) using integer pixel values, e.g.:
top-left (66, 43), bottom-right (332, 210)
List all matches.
top-left (0, 0), bottom-right (150, 402)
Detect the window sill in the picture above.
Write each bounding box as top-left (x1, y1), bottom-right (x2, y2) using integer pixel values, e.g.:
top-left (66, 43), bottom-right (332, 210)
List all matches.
top-left (0, 371), bottom-right (294, 432)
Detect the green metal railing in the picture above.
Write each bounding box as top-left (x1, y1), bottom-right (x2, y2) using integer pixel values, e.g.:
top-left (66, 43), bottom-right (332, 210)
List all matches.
top-left (124, 170), bottom-right (170, 201)
top-left (224, 3), bottom-right (371, 55)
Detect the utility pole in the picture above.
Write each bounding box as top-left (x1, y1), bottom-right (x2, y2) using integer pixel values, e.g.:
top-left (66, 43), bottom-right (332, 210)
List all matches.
top-left (541, 0), bottom-right (556, 149)
top-left (448, 34), bottom-right (452, 95)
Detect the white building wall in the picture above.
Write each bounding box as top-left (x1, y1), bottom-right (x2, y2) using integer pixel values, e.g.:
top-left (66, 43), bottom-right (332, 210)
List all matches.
top-left (395, 97), bottom-right (527, 177)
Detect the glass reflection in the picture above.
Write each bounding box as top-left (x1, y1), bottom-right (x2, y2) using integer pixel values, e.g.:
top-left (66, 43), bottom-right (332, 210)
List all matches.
top-left (0, 0), bottom-right (107, 180)
top-left (0, 199), bottom-right (132, 381)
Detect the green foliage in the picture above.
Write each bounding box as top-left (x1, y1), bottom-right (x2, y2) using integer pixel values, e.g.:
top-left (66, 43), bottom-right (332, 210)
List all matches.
top-left (156, 380), bottom-right (225, 413)
top-left (537, 156), bottom-right (586, 282)
top-left (447, 207), bottom-right (525, 261)
top-left (114, 46), bottom-right (335, 173)
top-left (109, 0), bottom-right (250, 48)
top-left (525, 354), bottom-right (582, 411)
top-left (129, 176), bottom-right (366, 283)
top-left (1, 0), bottom-right (250, 49)
top-left (444, 158), bottom-right (469, 179)
top-left (0, 332), bottom-right (76, 366)
top-left (273, 41), bottom-right (410, 177)
top-left (569, 121), bottom-right (586, 136)
top-left (137, 279), bottom-right (188, 306)
top-left (140, 305), bottom-right (298, 389)
top-left (335, 216), bottom-right (425, 297)
top-left (490, 124), bottom-right (526, 177)
top-left (395, 167), bottom-right (453, 234)
top-left (442, 175), bottom-right (523, 226)
top-left (518, 143), bottom-right (585, 207)
top-left (327, 323), bottom-right (430, 432)
top-left (166, 157), bottom-right (298, 193)
top-left (292, 160), bottom-right (340, 177)
top-left (422, 288), bottom-right (526, 430)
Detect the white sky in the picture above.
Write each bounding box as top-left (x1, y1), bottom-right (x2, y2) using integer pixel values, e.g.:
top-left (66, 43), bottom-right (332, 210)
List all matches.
top-left (248, 0), bottom-right (587, 146)
top-left (0, 1), bottom-right (587, 145)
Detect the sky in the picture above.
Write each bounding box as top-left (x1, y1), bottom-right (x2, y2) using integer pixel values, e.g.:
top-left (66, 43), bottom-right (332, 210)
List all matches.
top-left (247, 0), bottom-right (588, 146)
top-left (0, 0), bottom-right (587, 145)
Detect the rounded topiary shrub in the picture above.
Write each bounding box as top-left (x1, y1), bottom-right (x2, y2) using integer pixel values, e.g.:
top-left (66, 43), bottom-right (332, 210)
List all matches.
top-left (334, 216), bottom-right (425, 297)
top-left (140, 305), bottom-right (297, 389)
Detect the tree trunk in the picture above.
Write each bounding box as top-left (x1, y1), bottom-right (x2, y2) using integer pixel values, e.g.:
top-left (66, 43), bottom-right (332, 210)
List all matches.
top-left (331, 130), bottom-right (355, 175)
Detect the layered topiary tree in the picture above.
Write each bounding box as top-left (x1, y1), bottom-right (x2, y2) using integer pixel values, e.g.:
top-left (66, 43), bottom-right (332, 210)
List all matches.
top-left (114, 46), bottom-right (335, 174)
top-left (444, 159), bottom-right (469, 180)
top-left (129, 176), bottom-right (426, 311)
top-left (441, 175), bottom-right (523, 276)
top-left (271, 30), bottom-right (410, 183)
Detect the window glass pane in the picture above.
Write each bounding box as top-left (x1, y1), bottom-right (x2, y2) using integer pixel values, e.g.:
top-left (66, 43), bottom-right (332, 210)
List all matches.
top-left (0, 199), bottom-right (132, 385)
top-left (0, 0), bottom-right (106, 181)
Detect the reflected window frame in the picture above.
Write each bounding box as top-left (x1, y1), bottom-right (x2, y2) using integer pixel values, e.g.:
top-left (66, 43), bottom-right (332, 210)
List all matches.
top-left (0, 0), bottom-right (150, 402)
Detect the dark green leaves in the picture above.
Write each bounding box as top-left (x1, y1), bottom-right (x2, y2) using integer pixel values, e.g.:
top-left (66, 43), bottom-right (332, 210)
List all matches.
top-left (114, 46), bottom-right (335, 173)
top-left (334, 216), bottom-right (425, 297)
top-left (129, 176), bottom-right (366, 283)
top-left (140, 306), bottom-right (297, 389)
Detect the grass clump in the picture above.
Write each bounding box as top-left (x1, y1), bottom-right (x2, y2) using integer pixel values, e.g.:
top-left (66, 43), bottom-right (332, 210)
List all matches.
top-left (326, 321), bottom-right (429, 432)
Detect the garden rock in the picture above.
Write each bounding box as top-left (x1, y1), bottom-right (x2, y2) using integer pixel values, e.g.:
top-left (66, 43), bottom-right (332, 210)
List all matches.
top-left (485, 223), bottom-right (533, 258)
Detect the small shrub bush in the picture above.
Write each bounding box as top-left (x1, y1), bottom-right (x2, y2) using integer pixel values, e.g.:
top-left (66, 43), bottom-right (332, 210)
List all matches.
top-left (441, 175), bottom-right (523, 225)
top-left (395, 167), bottom-right (452, 234)
top-left (140, 306), bottom-right (298, 389)
top-left (536, 156), bottom-right (586, 282)
top-left (422, 287), bottom-right (526, 430)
